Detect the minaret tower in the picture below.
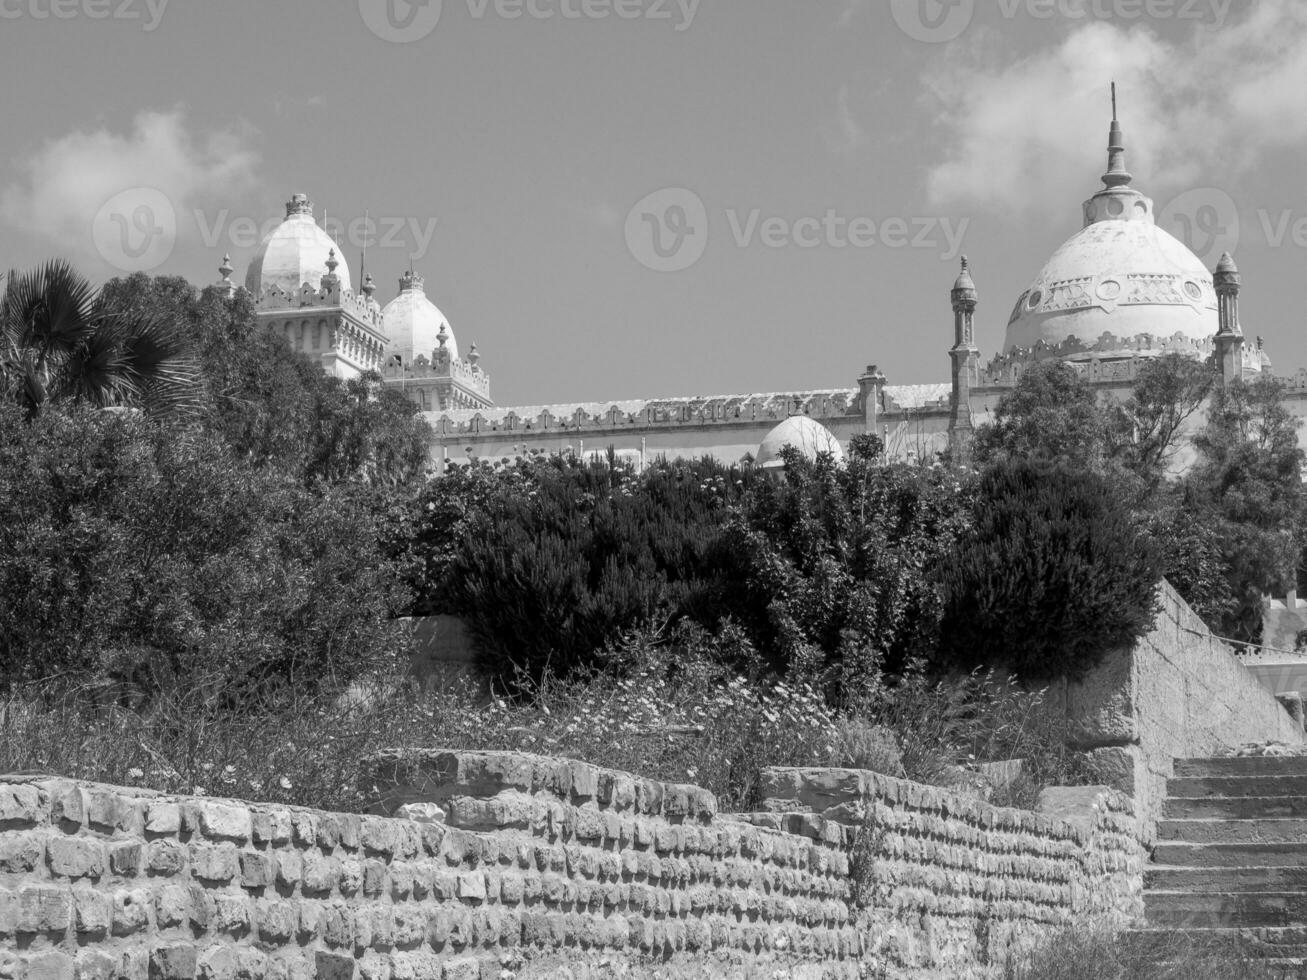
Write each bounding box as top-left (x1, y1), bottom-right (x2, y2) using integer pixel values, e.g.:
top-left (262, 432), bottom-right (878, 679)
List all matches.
top-left (949, 256), bottom-right (980, 466)
top-left (1213, 251), bottom-right (1245, 387)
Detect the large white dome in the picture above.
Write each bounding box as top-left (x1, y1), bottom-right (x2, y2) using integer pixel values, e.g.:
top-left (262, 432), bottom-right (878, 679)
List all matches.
top-left (756, 416), bottom-right (845, 469)
top-left (381, 272), bottom-right (457, 364)
top-left (1004, 116), bottom-right (1217, 355)
top-left (245, 194), bottom-right (351, 296)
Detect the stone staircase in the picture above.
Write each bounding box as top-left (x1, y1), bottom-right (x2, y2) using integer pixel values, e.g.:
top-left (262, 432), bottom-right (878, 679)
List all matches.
top-left (1133, 755), bottom-right (1307, 970)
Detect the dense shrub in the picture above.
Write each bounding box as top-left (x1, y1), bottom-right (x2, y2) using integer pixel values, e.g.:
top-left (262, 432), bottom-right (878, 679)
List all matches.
top-left (0, 403), bottom-right (408, 694)
top-left (937, 459), bottom-right (1162, 681)
top-left (720, 448), bottom-right (974, 697)
top-left (403, 454), bottom-right (755, 684)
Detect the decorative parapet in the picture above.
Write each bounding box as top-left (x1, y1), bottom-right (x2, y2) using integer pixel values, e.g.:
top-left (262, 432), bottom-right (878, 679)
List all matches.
top-left (253, 281), bottom-right (385, 333)
top-left (382, 352), bottom-right (491, 400)
top-left (422, 386), bottom-right (952, 440)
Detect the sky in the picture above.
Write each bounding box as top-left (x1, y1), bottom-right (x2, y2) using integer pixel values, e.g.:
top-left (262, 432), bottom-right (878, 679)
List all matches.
top-left (2, 0), bottom-right (1306, 406)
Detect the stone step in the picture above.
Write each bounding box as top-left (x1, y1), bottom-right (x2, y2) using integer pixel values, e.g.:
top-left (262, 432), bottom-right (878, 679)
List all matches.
top-left (1175, 757), bottom-right (1307, 778)
top-left (1146, 891), bottom-right (1307, 929)
top-left (1168, 775), bottom-right (1307, 799)
top-left (1147, 866), bottom-right (1307, 893)
top-left (1153, 842), bottom-right (1307, 868)
top-left (1163, 796), bottom-right (1307, 820)
top-left (1157, 818), bottom-right (1307, 844)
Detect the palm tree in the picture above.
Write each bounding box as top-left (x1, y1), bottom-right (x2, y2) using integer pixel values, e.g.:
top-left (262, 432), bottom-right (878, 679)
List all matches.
top-left (0, 259), bottom-right (198, 420)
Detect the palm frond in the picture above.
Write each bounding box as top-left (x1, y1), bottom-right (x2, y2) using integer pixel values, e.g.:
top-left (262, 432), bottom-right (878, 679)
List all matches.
top-left (1, 260), bottom-right (98, 364)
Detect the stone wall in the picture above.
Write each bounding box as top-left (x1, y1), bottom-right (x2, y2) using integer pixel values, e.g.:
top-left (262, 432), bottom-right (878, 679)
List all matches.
top-left (1060, 580), bottom-right (1306, 841)
top-left (0, 752), bottom-right (1144, 979)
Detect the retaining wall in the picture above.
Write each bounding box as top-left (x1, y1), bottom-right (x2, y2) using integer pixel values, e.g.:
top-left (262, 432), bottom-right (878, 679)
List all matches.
top-left (0, 751), bottom-right (1143, 979)
top-left (1059, 581), bottom-right (1306, 841)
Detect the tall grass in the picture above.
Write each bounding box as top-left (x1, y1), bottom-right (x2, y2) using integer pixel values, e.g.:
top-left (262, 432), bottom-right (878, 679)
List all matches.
top-left (1004, 926), bottom-right (1297, 980)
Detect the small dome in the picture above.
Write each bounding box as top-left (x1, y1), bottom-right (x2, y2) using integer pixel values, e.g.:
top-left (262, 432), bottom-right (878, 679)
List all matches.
top-left (381, 271), bottom-right (457, 364)
top-left (756, 416), bottom-right (845, 469)
top-left (245, 194), bottom-right (352, 296)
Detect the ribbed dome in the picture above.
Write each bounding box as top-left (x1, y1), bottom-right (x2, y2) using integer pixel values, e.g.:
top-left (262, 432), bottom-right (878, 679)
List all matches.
top-left (381, 271), bottom-right (457, 364)
top-left (1004, 110), bottom-right (1217, 355)
top-left (245, 194), bottom-right (351, 296)
top-left (756, 416), bottom-right (845, 469)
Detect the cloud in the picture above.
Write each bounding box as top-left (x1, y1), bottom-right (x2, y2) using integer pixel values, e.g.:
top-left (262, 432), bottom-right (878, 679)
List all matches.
top-left (823, 83), bottom-right (869, 154)
top-left (838, 0), bottom-right (863, 28)
top-left (922, 0), bottom-right (1307, 217)
top-left (1, 108), bottom-right (259, 265)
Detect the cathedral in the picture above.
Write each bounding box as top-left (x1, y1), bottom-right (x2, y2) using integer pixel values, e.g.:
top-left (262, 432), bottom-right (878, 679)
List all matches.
top-left (220, 107), bottom-right (1307, 476)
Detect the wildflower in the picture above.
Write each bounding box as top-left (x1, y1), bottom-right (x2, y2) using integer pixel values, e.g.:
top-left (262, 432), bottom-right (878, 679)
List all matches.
top-left (127, 767), bottom-right (144, 780)
top-left (279, 776), bottom-right (293, 790)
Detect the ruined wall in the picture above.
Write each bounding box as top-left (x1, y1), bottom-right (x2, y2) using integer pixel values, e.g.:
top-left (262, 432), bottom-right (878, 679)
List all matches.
top-left (0, 752), bottom-right (1143, 979)
top-left (1061, 580), bottom-right (1306, 841)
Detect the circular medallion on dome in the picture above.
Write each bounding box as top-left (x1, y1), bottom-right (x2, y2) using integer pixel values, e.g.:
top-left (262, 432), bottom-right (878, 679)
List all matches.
top-left (1184, 281), bottom-right (1203, 301)
top-left (1096, 280), bottom-right (1122, 301)
top-left (1027, 289), bottom-right (1044, 310)
top-left (1107, 198), bottom-right (1125, 217)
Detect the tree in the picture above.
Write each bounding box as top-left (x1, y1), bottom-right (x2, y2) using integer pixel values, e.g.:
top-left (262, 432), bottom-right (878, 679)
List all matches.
top-left (1108, 354), bottom-right (1214, 484)
top-left (974, 360), bottom-right (1105, 469)
top-left (1, 261), bottom-right (197, 419)
top-left (937, 459), bottom-right (1162, 681)
top-left (99, 274), bottom-right (431, 488)
top-left (1174, 377), bottom-right (1307, 641)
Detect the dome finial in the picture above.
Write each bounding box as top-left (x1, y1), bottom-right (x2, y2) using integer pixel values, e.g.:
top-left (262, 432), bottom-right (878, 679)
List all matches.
top-left (1102, 82), bottom-right (1133, 189)
top-left (286, 193), bottom-right (314, 218)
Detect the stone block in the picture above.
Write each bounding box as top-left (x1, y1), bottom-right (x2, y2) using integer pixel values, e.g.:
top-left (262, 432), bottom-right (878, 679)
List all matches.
top-left (196, 803), bottom-right (251, 843)
top-left (251, 810), bottom-right (291, 845)
top-left (257, 899), bottom-right (297, 943)
top-left (148, 945), bottom-right (197, 980)
top-left (213, 892), bottom-right (250, 934)
top-left (145, 804), bottom-right (180, 836)
top-left (0, 834), bottom-right (42, 873)
top-left (111, 889), bottom-right (150, 936)
top-left (197, 948), bottom-right (236, 980)
top-left (110, 841), bottom-right (143, 876)
top-left (239, 850), bottom-right (271, 888)
top-left (302, 853), bottom-right (341, 895)
top-left (313, 951), bottom-right (355, 980)
top-left (154, 885), bottom-right (190, 928)
top-left (51, 785), bottom-right (84, 828)
top-left (147, 840), bottom-right (186, 876)
top-left (22, 952), bottom-right (74, 980)
top-left (73, 950), bottom-right (119, 980)
top-left (73, 889), bottom-right (112, 935)
top-left (0, 784), bottom-right (43, 826)
top-left (17, 885), bottom-right (72, 933)
top-left (189, 843), bottom-right (238, 883)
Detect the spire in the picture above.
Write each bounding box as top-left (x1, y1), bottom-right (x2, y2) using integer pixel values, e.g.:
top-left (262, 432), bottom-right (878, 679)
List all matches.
top-left (1214, 251), bottom-right (1245, 387)
top-left (361, 272), bottom-right (376, 300)
top-left (952, 255), bottom-right (977, 308)
top-left (1102, 82), bottom-right (1133, 189)
top-left (321, 248), bottom-right (341, 291)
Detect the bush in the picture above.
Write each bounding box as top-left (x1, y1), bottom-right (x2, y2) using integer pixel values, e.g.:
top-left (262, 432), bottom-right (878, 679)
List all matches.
top-left (938, 459), bottom-right (1162, 681)
top-left (405, 454), bottom-right (755, 686)
top-left (0, 403), bottom-right (409, 695)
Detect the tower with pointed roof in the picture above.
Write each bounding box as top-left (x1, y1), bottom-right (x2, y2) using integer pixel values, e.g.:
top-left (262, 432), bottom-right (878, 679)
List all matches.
top-left (949, 257), bottom-right (980, 465)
